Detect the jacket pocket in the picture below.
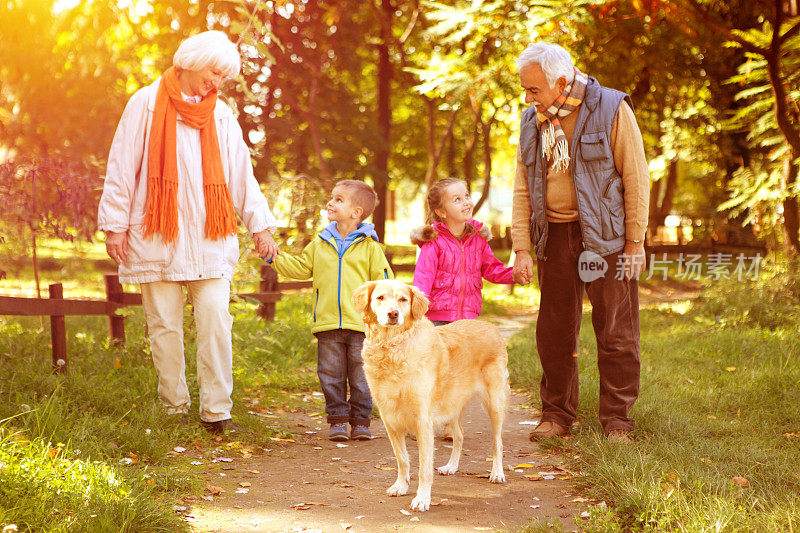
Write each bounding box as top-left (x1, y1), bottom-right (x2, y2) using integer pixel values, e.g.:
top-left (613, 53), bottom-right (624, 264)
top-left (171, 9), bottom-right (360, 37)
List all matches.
top-left (126, 224), bottom-right (167, 266)
top-left (579, 132), bottom-right (612, 162)
top-left (599, 176), bottom-right (625, 240)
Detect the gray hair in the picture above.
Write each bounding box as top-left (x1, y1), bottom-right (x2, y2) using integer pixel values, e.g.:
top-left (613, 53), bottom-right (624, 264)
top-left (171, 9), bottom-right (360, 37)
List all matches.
top-left (173, 30), bottom-right (241, 78)
top-left (516, 42), bottom-right (574, 88)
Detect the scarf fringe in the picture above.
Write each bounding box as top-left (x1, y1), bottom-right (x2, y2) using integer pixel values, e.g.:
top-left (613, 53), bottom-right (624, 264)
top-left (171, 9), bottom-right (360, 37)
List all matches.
top-left (143, 178), bottom-right (179, 243)
top-left (203, 183), bottom-right (238, 240)
top-left (551, 139), bottom-right (570, 174)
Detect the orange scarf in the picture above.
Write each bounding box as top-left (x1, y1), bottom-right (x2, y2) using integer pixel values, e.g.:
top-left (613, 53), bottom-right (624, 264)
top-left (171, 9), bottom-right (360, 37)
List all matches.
top-left (143, 66), bottom-right (237, 243)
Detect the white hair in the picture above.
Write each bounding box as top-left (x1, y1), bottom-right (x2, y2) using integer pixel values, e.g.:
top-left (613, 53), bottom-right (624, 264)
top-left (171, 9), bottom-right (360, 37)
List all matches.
top-left (516, 42), bottom-right (574, 88)
top-left (173, 30), bottom-right (241, 78)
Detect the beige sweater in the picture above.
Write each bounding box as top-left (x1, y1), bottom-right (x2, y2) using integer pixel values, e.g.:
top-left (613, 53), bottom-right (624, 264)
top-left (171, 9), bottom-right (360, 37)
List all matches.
top-left (511, 101), bottom-right (650, 253)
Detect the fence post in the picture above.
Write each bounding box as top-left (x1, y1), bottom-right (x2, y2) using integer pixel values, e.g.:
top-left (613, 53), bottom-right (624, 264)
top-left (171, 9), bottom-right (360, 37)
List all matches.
top-left (104, 273), bottom-right (126, 346)
top-left (48, 283), bottom-right (67, 374)
top-left (259, 264), bottom-right (278, 321)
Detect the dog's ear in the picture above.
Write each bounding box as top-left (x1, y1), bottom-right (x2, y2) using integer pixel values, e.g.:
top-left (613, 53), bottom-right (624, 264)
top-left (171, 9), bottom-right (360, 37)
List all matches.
top-left (352, 281), bottom-right (377, 315)
top-left (409, 284), bottom-right (429, 320)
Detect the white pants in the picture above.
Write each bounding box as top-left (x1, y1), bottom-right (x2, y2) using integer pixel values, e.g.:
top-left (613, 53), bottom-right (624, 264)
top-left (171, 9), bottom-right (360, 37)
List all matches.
top-left (141, 278), bottom-right (233, 423)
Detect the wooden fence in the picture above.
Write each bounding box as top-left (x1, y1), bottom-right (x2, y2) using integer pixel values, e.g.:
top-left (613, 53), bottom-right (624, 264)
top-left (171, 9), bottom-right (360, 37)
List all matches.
top-left (0, 265), bottom-right (314, 374)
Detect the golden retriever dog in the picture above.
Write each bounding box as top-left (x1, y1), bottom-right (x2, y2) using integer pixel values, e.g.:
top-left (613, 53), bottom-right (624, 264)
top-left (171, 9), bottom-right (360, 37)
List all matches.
top-left (352, 279), bottom-right (508, 512)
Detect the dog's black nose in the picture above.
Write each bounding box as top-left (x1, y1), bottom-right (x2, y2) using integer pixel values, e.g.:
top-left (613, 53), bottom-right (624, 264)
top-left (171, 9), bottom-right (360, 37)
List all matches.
top-left (387, 310), bottom-right (399, 320)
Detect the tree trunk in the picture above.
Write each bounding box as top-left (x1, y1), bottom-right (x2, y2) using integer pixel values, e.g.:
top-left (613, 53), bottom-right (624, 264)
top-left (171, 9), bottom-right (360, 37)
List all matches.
top-left (462, 118), bottom-right (477, 189)
top-left (425, 97), bottom-right (437, 187)
top-left (472, 116), bottom-right (493, 215)
top-left (782, 156), bottom-right (800, 256)
top-left (657, 156), bottom-right (679, 227)
top-left (423, 97), bottom-right (458, 189)
top-left (373, 0), bottom-right (393, 241)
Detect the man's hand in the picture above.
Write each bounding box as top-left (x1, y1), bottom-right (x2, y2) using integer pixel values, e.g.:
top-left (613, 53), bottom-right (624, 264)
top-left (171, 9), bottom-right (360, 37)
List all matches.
top-left (105, 231), bottom-right (129, 265)
top-left (253, 229), bottom-right (280, 262)
top-left (513, 250), bottom-right (534, 285)
top-left (621, 240), bottom-right (646, 280)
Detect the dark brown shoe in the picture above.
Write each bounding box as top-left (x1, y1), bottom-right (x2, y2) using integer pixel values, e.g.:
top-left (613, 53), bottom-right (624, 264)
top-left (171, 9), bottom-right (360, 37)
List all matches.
top-left (201, 418), bottom-right (241, 435)
top-left (528, 421), bottom-right (568, 441)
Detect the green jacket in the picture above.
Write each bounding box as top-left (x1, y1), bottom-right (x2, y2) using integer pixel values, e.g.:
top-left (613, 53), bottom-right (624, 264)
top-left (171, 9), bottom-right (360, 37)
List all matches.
top-left (272, 222), bottom-right (393, 333)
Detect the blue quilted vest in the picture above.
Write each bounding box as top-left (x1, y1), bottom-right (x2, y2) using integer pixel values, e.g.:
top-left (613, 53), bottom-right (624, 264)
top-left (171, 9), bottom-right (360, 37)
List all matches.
top-left (518, 77), bottom-right (633, 259)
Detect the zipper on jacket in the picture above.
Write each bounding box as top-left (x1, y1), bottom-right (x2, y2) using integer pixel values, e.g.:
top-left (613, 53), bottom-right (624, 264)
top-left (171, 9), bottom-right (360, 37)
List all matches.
top-left (569, 105), bottom-right (592, 248)
top-left (383, 268), bottom-right (388, 279)
top-left (325, 234), bottom-right (366, 330)
top-left (337, 256), bottom-right (343, 328)
top-left (457, 241), bottom-right (466, 320)
top-left (313, 289), bottom-right (319, 322)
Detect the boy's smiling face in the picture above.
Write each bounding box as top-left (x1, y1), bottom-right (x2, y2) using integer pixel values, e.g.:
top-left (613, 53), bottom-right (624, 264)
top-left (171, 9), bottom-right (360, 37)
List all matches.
top-left (326, 186), bottom-right (362, 224)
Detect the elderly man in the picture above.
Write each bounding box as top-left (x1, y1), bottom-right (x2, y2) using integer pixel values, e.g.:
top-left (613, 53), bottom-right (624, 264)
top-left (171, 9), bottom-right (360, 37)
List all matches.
top-left (512, 43), bottom-right (650, 444)
top-left (98, 31), bottom-right (279, 434)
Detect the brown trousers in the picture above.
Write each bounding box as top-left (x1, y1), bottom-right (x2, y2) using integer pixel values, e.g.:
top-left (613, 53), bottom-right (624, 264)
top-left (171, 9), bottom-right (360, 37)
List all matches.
top-left (535, 221), bottom-right (640, 435)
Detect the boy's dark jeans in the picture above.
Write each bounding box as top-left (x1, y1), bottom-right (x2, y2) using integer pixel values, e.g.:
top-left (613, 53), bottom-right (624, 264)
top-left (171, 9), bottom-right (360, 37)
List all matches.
top-left (314, 329), bottom-right (372, 426)
top-left (535, 221), bottom-right (640, 435)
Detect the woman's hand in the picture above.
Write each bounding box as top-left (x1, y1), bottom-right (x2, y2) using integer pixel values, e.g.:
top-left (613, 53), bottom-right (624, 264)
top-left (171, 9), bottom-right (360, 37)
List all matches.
top-left (105, 231), bottom-right (129, 265)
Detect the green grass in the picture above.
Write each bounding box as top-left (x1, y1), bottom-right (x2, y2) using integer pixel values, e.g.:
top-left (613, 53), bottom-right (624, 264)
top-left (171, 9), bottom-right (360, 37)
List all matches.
top-left (508, 272), bottom-right (800, 532)
top-left (0, 290), bottom-right (318, 532)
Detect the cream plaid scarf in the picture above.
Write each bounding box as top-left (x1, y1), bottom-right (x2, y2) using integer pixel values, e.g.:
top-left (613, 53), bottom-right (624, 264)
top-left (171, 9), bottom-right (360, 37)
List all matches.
top-left (536, 68), bottom-right (588, 173)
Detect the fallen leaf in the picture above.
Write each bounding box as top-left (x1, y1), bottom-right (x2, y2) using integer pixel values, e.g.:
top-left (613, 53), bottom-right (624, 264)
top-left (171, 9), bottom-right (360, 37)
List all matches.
top-left (525, 474), bottom-right (542, 481)
top-left (270, 437), bottom-right (296, 443)
top-left (205, 483), bottom-right (225, 495)
top-left (571, 497), bottom-right (590, 503)
top-left (340, 523), bottom-right (352, 530)
top-left (248, 469), bottom-right (261, 474)
top-left (732, 476), bottom-right (750, 487)
top-left (173, 446), bottom-right (186, 453)
top-left (725, 367), bottom-right (736, 372)
top-left (410, 516), bottom-right (420, 522)
top-left (239, 482), bottom-right (251, 488)
top-left (514, 463), bottom-right (535, 469)
top-left (399, 509), bottom-right (411, 515)
top-left (114, 358), bottom-right (121, 369)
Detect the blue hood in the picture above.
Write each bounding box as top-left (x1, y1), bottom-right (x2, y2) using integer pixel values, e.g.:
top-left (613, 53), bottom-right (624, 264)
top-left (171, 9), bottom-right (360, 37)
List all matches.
top-left (320, 222), bottom-right (380, 256)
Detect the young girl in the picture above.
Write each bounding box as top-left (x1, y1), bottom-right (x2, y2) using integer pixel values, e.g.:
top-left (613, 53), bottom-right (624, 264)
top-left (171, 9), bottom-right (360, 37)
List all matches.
top-left (411, 178), bottom-right (514, 326)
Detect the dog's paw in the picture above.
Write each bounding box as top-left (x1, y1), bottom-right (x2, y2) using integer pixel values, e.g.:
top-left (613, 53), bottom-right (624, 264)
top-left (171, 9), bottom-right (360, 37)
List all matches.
top-left (410, 494), bottom-right (431, 512)
top-left (489, 469), bottom-right (506, 484)
top-left (437, 463), bottom-right (458, 475)
top-left (386, 481), bottom-right (409, 496)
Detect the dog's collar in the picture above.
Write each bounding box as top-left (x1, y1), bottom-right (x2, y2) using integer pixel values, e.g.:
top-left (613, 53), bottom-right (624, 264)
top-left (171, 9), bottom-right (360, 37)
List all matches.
top-left (365, 323), bottom-right (419, 350)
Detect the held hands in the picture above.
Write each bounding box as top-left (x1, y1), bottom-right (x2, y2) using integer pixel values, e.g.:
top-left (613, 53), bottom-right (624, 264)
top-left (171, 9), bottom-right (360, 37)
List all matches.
top-left (513, 250), bottom-right (534, 285)
top-left (253, 229), bottom-right (280, 263)
top-left (105, 231), bottom-right (129, 265)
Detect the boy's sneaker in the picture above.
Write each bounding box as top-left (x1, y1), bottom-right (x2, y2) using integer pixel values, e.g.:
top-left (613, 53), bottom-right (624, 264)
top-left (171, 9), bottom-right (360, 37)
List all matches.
top-left (328, 423), bottom-right (349, 441)
top-left (350, 425), bottom-right (372, 441)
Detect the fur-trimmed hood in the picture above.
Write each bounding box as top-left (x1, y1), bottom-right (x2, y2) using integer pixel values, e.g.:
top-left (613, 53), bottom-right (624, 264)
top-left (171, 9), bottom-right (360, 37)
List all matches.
top-left (410, 220), bottom-right (491, 247)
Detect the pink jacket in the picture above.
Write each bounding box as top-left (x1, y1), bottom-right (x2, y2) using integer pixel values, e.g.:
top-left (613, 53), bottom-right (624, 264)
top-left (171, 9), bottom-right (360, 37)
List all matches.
top-left (412, 220), bottom-right (514, 322)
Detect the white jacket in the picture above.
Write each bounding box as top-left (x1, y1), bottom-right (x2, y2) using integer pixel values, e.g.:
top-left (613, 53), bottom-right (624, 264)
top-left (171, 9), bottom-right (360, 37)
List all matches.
top-left (97, 78), bottom-right (277, 284)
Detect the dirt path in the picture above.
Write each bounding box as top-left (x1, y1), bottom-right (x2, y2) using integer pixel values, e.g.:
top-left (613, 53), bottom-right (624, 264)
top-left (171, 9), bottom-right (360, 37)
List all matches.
top-left (185, 311), bottom-right (590, 533)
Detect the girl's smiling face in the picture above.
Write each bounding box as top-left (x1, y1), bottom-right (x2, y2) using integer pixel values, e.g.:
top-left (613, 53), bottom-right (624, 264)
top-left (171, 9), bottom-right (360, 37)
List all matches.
top-left (435, 182), bottom-right (473, 225)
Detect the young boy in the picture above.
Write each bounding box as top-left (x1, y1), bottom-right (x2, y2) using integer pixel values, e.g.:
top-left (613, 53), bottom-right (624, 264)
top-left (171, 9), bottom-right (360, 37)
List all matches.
top-left (271, 180), bottom-right (393, 441)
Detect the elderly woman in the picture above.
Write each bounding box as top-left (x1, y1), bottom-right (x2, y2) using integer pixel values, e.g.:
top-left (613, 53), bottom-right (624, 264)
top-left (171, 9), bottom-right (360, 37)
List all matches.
top-left (98, 31), bottom-right (279, 434)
